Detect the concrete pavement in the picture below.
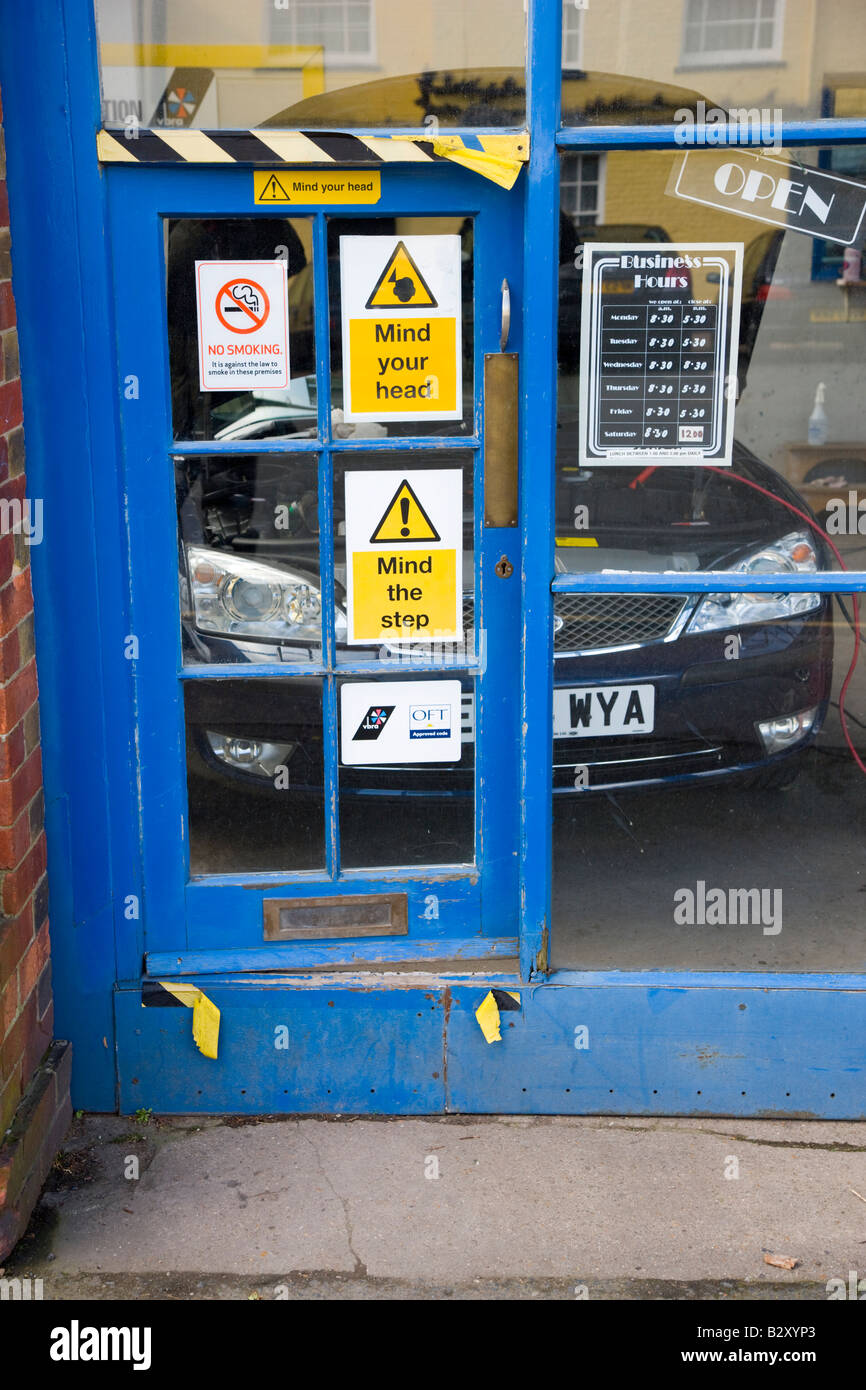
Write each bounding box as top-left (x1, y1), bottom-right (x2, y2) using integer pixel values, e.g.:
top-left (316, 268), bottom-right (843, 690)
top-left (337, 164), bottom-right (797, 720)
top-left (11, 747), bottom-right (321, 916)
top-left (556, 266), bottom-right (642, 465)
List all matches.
top-left (4, 1112), bottom-right (866, 1299)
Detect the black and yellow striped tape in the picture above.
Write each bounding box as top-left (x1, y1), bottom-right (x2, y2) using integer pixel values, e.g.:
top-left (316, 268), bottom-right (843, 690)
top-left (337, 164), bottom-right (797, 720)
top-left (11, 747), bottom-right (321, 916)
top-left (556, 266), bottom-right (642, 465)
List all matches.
top-left (142, 979), bottom-right (220, 1060)
top-left (96, 129), bottom-right (528, 189)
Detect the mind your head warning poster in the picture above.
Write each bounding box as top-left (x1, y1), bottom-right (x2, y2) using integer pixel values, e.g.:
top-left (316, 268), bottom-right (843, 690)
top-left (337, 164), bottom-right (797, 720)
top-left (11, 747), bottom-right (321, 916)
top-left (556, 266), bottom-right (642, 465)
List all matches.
top-left (339, 235), bottom-right (462, 424)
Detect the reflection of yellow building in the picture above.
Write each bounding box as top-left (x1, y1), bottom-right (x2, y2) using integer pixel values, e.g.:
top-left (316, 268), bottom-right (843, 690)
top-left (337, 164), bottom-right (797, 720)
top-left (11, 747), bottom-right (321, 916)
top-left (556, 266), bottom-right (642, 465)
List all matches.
top-left (96, 0), bottom-right (866, 129)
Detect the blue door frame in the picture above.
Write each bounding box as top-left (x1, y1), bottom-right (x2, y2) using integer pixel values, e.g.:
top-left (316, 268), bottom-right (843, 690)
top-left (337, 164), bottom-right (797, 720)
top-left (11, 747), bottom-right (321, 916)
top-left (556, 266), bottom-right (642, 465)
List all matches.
top-left (3, 0), bottom-right (866, 1116)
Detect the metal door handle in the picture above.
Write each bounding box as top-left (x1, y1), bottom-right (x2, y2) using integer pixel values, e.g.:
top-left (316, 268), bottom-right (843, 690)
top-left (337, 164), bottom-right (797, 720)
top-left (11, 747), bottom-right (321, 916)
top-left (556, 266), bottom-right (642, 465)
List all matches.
top-left (500, 278), bottom-right (511, 352)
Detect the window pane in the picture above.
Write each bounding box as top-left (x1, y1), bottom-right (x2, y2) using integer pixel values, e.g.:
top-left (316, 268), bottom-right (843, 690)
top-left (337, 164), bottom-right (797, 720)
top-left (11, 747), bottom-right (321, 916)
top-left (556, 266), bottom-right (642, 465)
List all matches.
top-left (557, 145), bottom-right (866, 574)
top-left (177, 454), bottom-right (322, 667)
top-left (552, 596), bottom-right (865, 973)
top-left (95, 0), bottom-right (526, 131)
top-left (185, 679), bottom-right (325, 873)
top-left (332, 451), bottom-right (476, 668)
top-left (328, 216), bottom-right (474, 440)
top-left (338, 675), bottom-right (475, 868)
top-left (166, 218), bottom-right (315, 443)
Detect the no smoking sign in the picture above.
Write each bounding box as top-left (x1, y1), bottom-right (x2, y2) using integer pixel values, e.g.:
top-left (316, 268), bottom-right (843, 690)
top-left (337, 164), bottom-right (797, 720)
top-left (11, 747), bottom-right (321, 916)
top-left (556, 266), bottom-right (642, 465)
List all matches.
top-left (195, 259), bottom-right (290, 391)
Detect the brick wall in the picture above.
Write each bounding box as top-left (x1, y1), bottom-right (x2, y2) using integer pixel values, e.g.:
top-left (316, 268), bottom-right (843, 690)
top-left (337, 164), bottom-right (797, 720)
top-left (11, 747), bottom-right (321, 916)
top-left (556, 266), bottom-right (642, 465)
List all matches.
top-left (0, 86), bottom-right (70, 1261)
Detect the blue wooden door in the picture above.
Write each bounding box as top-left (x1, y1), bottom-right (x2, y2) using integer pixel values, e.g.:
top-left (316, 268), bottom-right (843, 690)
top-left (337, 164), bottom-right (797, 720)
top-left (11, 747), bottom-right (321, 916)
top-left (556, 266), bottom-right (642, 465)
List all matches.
top-left (107, 160), bottom-right (524, 974)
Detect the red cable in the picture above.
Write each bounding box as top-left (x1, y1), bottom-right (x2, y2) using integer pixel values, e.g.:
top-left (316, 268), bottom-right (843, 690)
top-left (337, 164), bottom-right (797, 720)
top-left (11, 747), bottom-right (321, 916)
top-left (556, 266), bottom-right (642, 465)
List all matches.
top-left (631, 464), bottom-right (866, 775)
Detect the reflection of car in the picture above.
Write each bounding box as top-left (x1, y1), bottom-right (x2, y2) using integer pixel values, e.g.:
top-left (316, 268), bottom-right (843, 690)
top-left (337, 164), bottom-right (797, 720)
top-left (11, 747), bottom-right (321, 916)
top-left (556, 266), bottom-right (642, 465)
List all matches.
top-left (180, 441), bottom-right (833, 801)
top-left (211, 377), bottom-right (318, 443)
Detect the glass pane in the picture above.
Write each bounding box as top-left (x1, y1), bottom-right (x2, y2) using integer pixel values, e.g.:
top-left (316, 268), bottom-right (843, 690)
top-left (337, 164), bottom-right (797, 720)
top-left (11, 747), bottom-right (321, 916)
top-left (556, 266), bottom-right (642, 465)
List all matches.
top-left (562, 0), bottom-right (866, 125)
top-left (166, 217), bottom-right (314, 442)
top-left (177, 453), bottom-right (322, 666)
top-left (338, 675), bottom-right (475, 867)
top-left (552, 594), bottom-right (866, 972)
top-left (329, 217), bottom-right (474, 440)
top-left (331, 452), bottom-right (476, 667)
top-left (185, 679), bottom-right (325, 873)
top-left (557, 145), bottom-right (866, 574)
top-left (95, 0), bottom-right (526, 131)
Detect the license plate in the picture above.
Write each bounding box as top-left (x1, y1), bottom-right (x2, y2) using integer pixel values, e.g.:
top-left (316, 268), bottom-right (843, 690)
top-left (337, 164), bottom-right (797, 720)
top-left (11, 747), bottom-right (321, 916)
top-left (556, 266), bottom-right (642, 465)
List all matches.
top-left (553, 683), bottom-right (655, 738)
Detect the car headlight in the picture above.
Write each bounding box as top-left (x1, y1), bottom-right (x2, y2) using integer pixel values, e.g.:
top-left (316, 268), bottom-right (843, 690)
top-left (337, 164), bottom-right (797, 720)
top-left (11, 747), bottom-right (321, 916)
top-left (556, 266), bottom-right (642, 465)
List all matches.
top-left (205, 731), bottom-right (296, 778)
top-left (687, 532), bottom-right (821, 634)
top-left (186, 545), bottom-right (346, 644)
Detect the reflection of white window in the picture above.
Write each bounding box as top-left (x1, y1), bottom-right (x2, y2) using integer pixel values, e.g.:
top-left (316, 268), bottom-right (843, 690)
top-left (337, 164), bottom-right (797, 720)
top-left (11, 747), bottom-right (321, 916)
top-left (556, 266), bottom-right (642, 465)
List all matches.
top-left (562, 1), bottom-right (584, 70)
top-left (681, 0), bottom-right (784, 67)
top-left (271, 1), bottom-right (376, 66)
top-left (561, 154), bottom-right (604, 225)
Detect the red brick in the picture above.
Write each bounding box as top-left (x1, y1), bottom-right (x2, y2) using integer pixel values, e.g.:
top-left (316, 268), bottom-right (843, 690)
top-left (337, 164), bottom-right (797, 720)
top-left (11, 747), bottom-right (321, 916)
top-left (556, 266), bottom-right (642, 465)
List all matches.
top-left (1, 832), bottom-right (46, 916)
top-left (0, 745), bottom-right (39, 828)
top-left (0, 532), bottom-right (15, 586)
top-left (0, 900), bottom-right (32, 982)
top-left (0, 1065), bottom-right (21, 1137)
top-left (0, 378), bottom-right (21, 433)
top-left (0, 990), bottom-right (35, 1087)
top-left (0, 282), bottom-right (14, 332)
top-left (0, 568), bottom-right (32, 637)
top-left (0, 973), bottom-right (17, 1036)
top-left (0, 802), bottom-right (31, 870)
top-left (0, 625), bottom-right (19, 684)
top-left (0, 658), bottom-right (37, 734)
top-left (17, 919), bottom-right (49, 1004)
top-left (0, 180), bottom-right (8, 228)
top-left (0, 720), bottom-right (25, 779)
top-left (0, 474), bottom-right (26, 507)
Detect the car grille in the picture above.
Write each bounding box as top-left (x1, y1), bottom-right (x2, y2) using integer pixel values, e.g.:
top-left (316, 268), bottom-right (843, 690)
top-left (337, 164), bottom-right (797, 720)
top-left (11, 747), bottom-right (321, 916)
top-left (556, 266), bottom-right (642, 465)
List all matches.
top-left (553, 592), bottom-right (687, 653)
top-left (459, 593), bottom-right (687, 655)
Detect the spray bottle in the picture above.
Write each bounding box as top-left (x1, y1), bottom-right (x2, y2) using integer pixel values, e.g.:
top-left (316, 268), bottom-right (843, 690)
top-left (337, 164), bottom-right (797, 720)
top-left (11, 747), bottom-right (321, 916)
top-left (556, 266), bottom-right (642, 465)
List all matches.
top-left (808, 382), bottom-right (828, 447)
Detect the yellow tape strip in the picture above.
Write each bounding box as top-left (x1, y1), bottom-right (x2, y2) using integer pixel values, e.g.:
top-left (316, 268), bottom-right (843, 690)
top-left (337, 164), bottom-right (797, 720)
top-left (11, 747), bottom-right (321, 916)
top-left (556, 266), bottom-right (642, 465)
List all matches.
top-left (160, 982), bottom-right (221, 1060)
top-left (475, 990), bottom-right (521, 1044)
top-left (430, 134), bottom-right (528, 190)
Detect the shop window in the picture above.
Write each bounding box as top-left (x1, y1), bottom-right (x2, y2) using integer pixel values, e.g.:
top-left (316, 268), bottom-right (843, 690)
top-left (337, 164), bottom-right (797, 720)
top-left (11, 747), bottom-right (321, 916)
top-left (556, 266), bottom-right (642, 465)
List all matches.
top-left (271, 0), bottom-right (376, 67)
top-left (561, 1), bottom-right (584, 71)
top-left (560, 153), bottom-right (604, 227)
top-left (562, 0), bottom-right (862, 126)
top-left (553, 145), bottom-right (866, 972)
top-left (680, 0), bottom-right (785, 68)
top-left (95, 0), bottom-right (527, 131)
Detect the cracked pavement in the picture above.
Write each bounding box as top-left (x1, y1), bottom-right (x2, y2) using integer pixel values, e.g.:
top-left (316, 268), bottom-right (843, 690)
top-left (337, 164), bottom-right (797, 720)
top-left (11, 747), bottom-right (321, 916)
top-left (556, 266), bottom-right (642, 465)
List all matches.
top-left (6, 1112), bottom-right (866, 1299)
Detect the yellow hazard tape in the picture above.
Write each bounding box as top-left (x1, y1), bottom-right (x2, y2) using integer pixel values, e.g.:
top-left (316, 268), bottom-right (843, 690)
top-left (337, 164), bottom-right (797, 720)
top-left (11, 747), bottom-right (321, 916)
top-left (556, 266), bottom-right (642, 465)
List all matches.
top-left (160, 982), bottom-right (221, 1059)
top-left (430, 135), bottom-right (527, 190)
top-left (475, 989), bottom-right (521, 1044)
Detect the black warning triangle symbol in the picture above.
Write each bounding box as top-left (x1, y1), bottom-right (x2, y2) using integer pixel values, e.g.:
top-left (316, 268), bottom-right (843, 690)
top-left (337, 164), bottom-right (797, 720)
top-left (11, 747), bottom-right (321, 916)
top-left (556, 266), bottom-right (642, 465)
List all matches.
top-left (258, 173), bottom-right (290, 202)
top-left (369, 480), bottom-right (441, 544)
top-left (365, 241), bottom-right (438, 311)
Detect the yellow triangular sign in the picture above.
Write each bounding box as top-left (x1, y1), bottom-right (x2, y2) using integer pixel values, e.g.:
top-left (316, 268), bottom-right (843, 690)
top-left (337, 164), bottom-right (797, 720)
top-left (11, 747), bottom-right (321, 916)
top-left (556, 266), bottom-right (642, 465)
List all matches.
top-left (258, 173), bottom-right (290, 202)
top-left (370, 480), bottom-right (440, 544)
top-left (366, 241), bottom-right (437, 310)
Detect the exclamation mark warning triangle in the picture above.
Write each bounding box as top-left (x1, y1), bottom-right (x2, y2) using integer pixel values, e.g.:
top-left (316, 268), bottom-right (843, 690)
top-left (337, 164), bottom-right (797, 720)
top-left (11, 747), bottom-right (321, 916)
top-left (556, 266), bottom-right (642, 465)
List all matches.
top-left (258, 174), bottom-right (290, 201)
top-left (365, 241), bottom-right (438, 310)
top-left (369, 480), bottom-right (441, 543)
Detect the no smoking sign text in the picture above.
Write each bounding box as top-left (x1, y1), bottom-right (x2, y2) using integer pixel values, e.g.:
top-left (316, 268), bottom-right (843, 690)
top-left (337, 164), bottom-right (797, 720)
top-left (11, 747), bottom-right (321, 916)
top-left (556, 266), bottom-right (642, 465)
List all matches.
top-left (195, 259), bottom-right (290, 391)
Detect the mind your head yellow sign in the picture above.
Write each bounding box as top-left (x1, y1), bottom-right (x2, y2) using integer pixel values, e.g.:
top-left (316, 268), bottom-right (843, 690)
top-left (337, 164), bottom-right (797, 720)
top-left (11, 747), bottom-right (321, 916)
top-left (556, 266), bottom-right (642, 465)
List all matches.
top-left (340, 235), bottom-right (462, 423)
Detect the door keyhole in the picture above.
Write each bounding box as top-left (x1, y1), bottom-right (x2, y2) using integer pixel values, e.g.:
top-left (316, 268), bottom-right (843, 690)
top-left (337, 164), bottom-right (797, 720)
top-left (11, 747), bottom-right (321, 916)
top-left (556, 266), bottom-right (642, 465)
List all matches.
top-left (495, 555), bottom-right (514, 578)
